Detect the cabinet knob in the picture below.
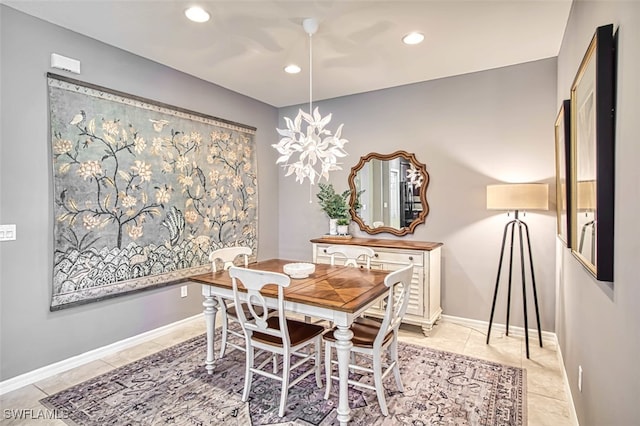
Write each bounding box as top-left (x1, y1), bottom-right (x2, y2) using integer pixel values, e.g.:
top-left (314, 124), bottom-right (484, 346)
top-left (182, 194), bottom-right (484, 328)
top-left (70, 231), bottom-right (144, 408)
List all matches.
top-left (323, 249), bottom-right (327, 253)
top-left (409, 256), bottom-right (414, 261)
top-left (374, 253), bottom-right (379, 257)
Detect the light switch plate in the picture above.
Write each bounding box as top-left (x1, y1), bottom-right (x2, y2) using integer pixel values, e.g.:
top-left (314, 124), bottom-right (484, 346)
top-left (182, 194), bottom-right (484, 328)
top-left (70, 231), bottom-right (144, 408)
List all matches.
top-left (0, 224), bottom-right (17, 241)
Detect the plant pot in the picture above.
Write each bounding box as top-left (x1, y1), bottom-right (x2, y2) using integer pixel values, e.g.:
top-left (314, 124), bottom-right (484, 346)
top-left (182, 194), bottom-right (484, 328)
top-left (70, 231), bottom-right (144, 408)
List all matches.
top-left (337, 225), bottom-right (349, 235)
top-left (329, 218), bottom-right (338, 235)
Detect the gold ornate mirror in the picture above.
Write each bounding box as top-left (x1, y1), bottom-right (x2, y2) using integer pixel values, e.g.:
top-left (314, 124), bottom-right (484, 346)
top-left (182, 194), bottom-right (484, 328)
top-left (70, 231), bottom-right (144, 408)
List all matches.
top-left (348, 151), bottom-right (429, 236)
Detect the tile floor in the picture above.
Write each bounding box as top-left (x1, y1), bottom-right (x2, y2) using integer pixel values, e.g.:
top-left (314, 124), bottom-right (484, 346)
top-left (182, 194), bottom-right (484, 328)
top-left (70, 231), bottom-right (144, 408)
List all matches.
top-left (0, 317), bottom-right (573, 425)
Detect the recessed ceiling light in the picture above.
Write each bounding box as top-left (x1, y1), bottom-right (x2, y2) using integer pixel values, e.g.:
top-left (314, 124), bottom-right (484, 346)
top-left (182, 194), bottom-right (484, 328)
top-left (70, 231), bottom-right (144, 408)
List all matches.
top-left (185, 6), bottom-right (210, 23)
top-left (284, 64), bottom-right (301, 74)
top-left (402, 32), bottom-right (425, 45)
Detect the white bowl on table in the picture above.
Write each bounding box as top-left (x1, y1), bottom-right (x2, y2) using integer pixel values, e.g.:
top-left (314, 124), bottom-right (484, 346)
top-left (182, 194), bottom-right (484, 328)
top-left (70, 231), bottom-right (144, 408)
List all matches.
top-left (283, 263), bottom-right (315, 279)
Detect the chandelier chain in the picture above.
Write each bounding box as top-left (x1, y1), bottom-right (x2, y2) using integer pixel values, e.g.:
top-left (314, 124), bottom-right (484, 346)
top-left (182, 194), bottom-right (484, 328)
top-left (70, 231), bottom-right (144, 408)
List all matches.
top-left (309, 32), bottom-right (313, 114)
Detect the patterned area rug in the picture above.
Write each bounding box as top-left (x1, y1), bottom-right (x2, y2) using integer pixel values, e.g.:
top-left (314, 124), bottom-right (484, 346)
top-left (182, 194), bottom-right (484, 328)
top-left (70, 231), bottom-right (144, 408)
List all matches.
top-left (40, 328), bottom-right (526, 425)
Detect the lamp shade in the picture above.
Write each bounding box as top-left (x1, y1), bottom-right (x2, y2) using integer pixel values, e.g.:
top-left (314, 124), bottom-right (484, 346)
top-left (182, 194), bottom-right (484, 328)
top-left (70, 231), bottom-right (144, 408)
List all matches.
top-left (486, 183), bottom-right (549, 211)
top-left (577, 180), bottom-right (596, 211)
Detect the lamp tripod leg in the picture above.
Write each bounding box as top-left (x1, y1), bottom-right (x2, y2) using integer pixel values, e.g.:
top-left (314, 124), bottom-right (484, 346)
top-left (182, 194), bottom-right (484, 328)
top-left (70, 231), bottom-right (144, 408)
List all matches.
top-left (518, 221), bottom-right (530, 359)
top-left (579, 221), bottom-right (587, 253)
top-left (506, 222), bottom-right (516, 336)
top-left (522, 221), bottom-right (543, 348)
top-left (487, 220), bottom-right (515, 345)
top-left (590, 221), bottom-right (596, 264)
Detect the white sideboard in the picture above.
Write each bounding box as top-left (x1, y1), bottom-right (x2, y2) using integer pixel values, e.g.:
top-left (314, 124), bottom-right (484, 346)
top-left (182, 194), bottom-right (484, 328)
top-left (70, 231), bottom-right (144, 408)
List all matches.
top-left (311, 237), bottom-right (442, 335)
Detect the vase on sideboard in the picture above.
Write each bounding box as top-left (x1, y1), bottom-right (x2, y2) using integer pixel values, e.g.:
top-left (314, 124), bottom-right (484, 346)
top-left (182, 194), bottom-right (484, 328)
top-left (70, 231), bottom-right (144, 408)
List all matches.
top-left (329, 218), bottom-right (338, 235)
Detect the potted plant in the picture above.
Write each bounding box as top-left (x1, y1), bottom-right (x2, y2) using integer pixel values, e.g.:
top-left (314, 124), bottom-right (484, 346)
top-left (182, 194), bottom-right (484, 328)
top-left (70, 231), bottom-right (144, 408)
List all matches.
top-left (316, 183), bottom-right (351, 235)
top-left (336, 217), bottom-right (350, 235)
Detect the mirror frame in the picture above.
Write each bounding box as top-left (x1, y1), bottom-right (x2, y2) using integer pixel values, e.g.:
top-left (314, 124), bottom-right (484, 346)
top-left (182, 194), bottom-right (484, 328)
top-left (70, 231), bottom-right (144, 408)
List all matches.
top-left (348, 150), bottom-right (429, 236)
top-left (569, 24), bottom-right (615, 281)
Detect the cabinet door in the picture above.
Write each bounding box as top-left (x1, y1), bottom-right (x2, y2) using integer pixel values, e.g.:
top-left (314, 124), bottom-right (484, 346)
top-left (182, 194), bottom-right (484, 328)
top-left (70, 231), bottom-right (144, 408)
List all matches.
top-left (371, 265), bottom-right (424, 317)
top-left (406, 266), bottom-right (425, 317)
top-left (371, 250), bottom-right (425, 318)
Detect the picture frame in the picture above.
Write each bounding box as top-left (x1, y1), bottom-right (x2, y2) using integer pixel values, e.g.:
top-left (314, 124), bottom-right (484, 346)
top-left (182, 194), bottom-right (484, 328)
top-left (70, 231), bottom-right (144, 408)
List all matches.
top-left (554, 99), bottom-right (571, 247)
top-left (570, 24), bottom-right (615, 281)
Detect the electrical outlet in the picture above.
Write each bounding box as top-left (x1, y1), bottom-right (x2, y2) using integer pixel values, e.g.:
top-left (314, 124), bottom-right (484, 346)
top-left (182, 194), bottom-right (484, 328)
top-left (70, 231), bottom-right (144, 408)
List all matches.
top-left (180, 286), bottom-right (188, 298)
top-left (0, 224), bottom-right (17, 241)
top-left (578, 365), bottom-right (583, 392)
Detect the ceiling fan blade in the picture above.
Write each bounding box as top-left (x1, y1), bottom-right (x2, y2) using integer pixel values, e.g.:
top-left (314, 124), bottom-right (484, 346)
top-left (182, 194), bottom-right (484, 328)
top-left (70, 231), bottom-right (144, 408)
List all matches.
top-left (347, 20), bottom-right (395, 44)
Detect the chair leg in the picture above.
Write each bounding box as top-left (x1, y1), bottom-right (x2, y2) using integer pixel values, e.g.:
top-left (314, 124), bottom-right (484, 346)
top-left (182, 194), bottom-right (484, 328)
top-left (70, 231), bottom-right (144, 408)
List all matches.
top-left (314, 338), bottom-right (322, 388)
top-left (390, 337), bottom-right (404, 392)
top-left (323, 341), bottom-right (332, 400)
top-left (242, 342), bottom-right (254, 403)
top-left (218, 299), bottom-right (228, 359)
top-left (372, 353), bottom-right (389, 416)
top-left (278, 351), bottom-right (291, 417)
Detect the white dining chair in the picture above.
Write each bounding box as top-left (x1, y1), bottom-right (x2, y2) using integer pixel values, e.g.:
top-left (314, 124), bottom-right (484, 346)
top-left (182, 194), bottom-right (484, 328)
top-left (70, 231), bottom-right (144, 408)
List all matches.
top-left (326, 245), bottom-right (376, 268)
top-left (322, 263), bottom-right (414, 416)
top-left (229, 266), bottom-right (325, 418)
top-left (209, 246), bottom-right (252, 359)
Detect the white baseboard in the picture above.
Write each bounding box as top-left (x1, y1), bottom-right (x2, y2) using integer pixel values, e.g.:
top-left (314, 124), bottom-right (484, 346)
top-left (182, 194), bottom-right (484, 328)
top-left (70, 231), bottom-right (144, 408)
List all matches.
top-left (0, 314), bottom-right (202, 396)
top-left (556, 339), bottom-right (580, 426)
top-left (441, 314), bottom-right (558, 345)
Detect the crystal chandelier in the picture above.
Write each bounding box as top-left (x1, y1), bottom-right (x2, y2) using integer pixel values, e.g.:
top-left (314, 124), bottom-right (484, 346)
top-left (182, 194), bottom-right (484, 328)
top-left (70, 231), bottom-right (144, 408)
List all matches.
top-left (273, 18), bottom-right (348, 192)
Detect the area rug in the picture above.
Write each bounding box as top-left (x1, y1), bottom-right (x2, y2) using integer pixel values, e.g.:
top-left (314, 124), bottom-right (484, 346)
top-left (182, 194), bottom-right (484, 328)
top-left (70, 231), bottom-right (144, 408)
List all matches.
top-left (40, 328), bottom-right (526, 425)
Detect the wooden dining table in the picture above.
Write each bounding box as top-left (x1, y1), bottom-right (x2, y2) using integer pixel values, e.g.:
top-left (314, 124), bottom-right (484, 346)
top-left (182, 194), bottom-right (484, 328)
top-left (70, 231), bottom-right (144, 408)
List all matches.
top-left (189, 258), bottom-right (391, 425)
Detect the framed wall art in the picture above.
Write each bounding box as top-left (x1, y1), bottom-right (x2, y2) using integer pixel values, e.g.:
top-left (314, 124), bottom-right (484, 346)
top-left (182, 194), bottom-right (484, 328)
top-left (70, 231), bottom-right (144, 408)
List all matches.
top-left (570, 24), bottom-right (616, 282)
top-left (555, 99), bottom-right (571, 247)
top-left (48, 73), bottom-right (258, 309)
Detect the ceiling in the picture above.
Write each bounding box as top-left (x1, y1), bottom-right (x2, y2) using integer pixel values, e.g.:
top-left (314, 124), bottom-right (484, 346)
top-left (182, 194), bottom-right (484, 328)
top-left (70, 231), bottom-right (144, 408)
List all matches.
top-left (3, 0), bottom-right (572, 107)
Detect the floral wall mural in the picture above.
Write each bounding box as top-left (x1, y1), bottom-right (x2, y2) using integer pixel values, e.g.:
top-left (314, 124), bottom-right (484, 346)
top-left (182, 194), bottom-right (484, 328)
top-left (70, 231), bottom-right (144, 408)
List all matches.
top-left (47, 74), bottom-right (258, 309)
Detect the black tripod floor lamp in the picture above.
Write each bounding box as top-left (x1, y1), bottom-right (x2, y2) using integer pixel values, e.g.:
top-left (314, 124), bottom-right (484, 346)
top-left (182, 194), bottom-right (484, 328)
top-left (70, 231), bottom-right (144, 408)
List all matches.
top-left (486, 183), bottom-right (548, 358)
top-left (577, 180), bottom-right (596, 264)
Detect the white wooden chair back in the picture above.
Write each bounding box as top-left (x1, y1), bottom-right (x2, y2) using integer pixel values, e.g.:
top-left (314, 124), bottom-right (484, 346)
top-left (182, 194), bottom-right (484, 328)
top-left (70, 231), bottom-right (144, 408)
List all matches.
top-left (326, 245), bottom-right (375, 268)
top-left (229, 266), bottom-right (292, 347)
top-left (374, 263), bottom-right (414, 347)
top-left (210, 246), bottom-right (251, 272)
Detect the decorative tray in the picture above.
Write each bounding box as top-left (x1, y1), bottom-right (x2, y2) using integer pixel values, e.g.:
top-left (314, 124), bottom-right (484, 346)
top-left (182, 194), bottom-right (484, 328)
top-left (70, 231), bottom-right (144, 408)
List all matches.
top-left (321, 234), bottom-right (353, 240)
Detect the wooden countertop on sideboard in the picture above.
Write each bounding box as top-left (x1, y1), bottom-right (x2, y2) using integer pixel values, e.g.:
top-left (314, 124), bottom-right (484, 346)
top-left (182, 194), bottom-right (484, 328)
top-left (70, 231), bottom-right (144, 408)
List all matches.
top-left (310, 237), bottom-right (443, 251)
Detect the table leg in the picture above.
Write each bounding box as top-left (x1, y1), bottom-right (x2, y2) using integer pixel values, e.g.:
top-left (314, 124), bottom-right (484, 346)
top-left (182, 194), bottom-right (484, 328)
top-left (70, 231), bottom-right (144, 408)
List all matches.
top-left (334, 325), bottom-right (354, 425)
top-left (202, 292), bottom-right (219, 375)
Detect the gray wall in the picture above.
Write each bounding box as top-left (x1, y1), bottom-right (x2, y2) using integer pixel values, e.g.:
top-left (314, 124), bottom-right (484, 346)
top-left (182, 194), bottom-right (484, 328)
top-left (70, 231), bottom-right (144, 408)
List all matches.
top-left (556, 1), bottom-right (640, 424)
top-left (278, 58), bottom-right (558, 331)
top-left (0, 6), bottom-right (279, 381)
